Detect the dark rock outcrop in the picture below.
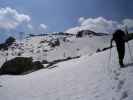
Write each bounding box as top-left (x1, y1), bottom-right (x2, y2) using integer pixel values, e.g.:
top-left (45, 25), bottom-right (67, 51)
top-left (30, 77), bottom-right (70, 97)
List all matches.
top-left (48, 39), bottom-right (60, 48)
top-left (0, 36), bottom-right (16, 50)
top-left (76, 30), bottom-right (108, 38)
top-left (76, 30), bottom-right (96, 38)
top-left (0, 57), bottom-right (43, 75)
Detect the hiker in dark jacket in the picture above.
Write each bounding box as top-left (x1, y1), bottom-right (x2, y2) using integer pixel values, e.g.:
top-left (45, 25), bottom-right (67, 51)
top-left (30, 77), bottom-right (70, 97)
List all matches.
top-left (110, 29), bottom-right (127, 67)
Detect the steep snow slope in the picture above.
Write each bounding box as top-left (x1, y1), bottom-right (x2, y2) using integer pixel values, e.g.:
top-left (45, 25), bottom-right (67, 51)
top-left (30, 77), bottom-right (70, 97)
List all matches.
top-left (0, 40), bottom-right (133, 100)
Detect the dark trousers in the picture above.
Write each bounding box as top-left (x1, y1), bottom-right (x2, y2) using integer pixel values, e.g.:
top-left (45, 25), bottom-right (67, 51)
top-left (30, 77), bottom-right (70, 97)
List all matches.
top-left (116, 42), bottom-right (125, 66)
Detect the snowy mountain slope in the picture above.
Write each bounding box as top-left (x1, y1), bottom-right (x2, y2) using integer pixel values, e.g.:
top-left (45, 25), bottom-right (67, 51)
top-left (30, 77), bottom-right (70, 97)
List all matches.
top-left (0, 34), bottom-right (110, 66)
top-left (0, 40), bottom-right (133, 100)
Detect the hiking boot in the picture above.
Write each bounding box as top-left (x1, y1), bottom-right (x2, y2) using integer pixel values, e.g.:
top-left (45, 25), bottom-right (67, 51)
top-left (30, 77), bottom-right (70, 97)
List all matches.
top-left (119, 59), bottom-right (124, 68)
top-left (120, 63), bottom-right (125, 68)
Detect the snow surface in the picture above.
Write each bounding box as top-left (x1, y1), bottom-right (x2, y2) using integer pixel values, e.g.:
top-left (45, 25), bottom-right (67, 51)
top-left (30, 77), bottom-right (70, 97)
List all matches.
top-left (0, 35), bottom-right (110, 66)
top-left (0, 35), bottom-right (133, 100)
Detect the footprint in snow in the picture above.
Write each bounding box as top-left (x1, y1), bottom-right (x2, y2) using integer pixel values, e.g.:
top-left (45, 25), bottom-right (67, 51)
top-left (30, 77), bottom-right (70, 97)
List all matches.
top-left (113, 69), bottom-right (121, 76)
top-left (120, 91), bottom-right (128, 100)
top-left (112, 69), bottom-right (121, 81)
top-left (116, 79), bottom-right (125, 92)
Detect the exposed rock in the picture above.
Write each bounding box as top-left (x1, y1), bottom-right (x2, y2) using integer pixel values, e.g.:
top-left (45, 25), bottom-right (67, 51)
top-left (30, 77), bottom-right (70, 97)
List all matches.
top-left (76, 30), bottom-right (108, 38)
top-left (48, 39), bottom-right (60, 48)
top-left (76, 30), bottom-right (95, 38)
top-left (0, 57), bottom-right (44, 75)
top-left (0, 36), bottom-right (16, 50)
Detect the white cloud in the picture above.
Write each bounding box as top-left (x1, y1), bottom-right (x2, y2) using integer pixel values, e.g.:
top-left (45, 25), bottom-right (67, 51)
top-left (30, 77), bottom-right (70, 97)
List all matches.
top-left (27, 24), bottom-right (33, 30)
top-left (78, 17), bottom-right (85, 24)
top-left (122, 19), bottom-right (133, 29)
top-left (66, 17), bottom-right (133, 34)
top-left (66, 17), bottom-right (120, 34)
top-left (65, 26), bottom-right (80, 34)
top-left (0, 7), bottom-right (31, 30)
top-left (40, 24), bottom-right (47, 30)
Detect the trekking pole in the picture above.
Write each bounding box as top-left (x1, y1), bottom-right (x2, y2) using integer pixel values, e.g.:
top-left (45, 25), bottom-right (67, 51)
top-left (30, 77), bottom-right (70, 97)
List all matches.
top-left (108, 47), bottom-right (112, 66)
top-left (125, 26), bottom-right (133, 61)
top-left (107, 46), bottom-right (112, 73)
top-left (127, 42), bottom-right (133, 61)
top-left (106, 46), bottom-right (115, 80)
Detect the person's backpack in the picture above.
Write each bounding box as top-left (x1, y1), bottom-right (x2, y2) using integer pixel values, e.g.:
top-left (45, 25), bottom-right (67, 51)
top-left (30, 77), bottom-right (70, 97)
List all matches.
top-left (113, 29), bottom-right (125, 42)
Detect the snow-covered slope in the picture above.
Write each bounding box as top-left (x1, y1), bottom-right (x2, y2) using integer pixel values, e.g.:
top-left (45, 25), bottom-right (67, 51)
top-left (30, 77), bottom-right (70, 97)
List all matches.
top-left (0, 34), bottom-right (110, 66)
top-left (0, 40), bottom-right (133, 100)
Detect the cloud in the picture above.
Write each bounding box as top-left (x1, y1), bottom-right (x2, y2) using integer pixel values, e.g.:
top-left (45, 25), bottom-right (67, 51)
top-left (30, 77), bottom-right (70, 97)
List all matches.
top-left (66, 17), bottom-right (120, 34)
top-left (122, 19), bottom-right (133, 29)
top-left (27, 24), bottom-right (33, 30)
top-left (66, 17), bottom-right (133, 34)
top-left (39, 24), bottom-right (47, 30)
top-left (65, 26), bottom-right (81, 34)
top-left (0, 7), bottom-right (31, 30)
top-left (78, 17), bottom-right (85, 24)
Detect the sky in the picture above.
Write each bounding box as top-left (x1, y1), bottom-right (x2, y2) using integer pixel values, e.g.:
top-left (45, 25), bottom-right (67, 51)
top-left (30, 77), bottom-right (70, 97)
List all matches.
top-left (0, 0), bottom-right (133, 42)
